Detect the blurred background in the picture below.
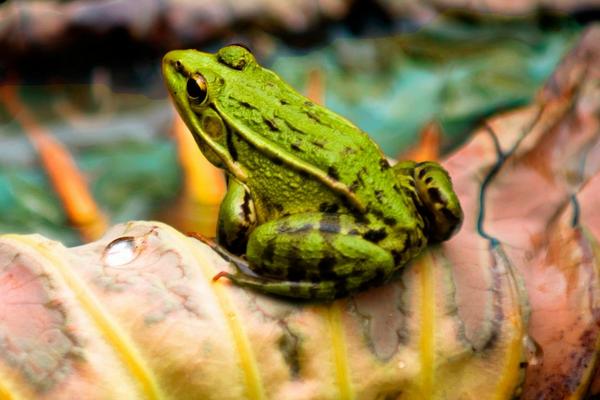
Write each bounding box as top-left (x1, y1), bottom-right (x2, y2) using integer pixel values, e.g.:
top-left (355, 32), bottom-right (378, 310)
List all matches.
top-left (0, 0), bottom-right (596, 245)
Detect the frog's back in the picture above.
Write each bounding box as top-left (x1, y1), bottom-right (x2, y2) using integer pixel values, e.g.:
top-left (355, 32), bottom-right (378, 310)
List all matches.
top-left (217, 69), bottom-right (419, 227)
top-left (218, 66), bottom-right (371, 168)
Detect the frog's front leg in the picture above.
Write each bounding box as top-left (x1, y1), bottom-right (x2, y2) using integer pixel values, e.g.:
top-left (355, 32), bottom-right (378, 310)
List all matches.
top-left (393, 160), bottom-right (463, 242)
top-left (216, 178), bottom-right (257, 255)
top-left (215, 213), bottom-right (395, 300)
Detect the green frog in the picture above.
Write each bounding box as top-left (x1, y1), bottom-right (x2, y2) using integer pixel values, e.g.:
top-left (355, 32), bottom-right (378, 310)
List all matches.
top-left (162, 45), bottom-right (463, 300)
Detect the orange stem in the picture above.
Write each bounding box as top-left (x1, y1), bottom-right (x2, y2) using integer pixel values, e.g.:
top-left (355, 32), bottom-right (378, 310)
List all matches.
top-left (0, 84), bottom-right (107, 241)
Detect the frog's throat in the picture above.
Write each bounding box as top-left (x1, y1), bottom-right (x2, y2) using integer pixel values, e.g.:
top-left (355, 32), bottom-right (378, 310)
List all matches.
top-left (214, 103), bottom-right (366, 213)
top-left (186, 107), bottom-right (248, 182)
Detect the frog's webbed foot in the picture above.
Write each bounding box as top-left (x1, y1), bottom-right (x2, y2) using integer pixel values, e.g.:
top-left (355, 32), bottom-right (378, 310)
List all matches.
top-left (393, 161), bottom-right (463, 242)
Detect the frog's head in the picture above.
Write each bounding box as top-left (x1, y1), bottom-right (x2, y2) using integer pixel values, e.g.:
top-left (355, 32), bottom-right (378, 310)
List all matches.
top-left (162, 45), bottom-right (259, 181)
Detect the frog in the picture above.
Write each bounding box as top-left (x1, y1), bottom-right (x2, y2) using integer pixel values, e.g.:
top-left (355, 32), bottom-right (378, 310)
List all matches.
top-left (162, 44), bottom-right (463, 300)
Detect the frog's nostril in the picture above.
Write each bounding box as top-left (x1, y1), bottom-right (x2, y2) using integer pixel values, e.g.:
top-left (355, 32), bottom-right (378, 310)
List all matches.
top-left (174, 60), bottom-right (183, 72)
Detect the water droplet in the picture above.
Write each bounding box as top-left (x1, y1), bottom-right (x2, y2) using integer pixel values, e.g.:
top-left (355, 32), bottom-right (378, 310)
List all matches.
top-left (103, 236), bottom-right (139, 267)
top-left (523, 335), bottom-right (543, 367)
top-left (397, 360), bottom-right (406, 369)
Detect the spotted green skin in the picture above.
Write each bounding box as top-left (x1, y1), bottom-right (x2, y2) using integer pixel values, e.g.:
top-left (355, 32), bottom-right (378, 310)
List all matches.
top-left (162, 45), bottom-right (463, 300)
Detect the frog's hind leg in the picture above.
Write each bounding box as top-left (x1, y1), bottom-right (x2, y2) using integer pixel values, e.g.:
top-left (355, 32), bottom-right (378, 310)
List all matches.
top-left (238, 213), bottom-right (395, 299)
top-left (204, 213), bottom-right (398, 299)
top-left (189, 232), bottom-right (347, 300)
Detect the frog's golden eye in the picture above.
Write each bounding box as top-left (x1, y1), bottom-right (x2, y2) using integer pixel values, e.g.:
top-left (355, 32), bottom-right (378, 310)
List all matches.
top-left (186, 75), bottom-right (208, 104)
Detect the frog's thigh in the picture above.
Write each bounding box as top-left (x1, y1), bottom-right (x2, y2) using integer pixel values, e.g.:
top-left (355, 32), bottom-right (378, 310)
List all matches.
top-left (246, 213), bottom-right (394, 286)
top-left (217, 179), bottom-right (256, 254)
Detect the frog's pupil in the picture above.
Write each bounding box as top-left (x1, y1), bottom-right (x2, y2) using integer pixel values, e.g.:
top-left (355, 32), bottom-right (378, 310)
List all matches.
top-left (186, 78), bottom-right (207, 102)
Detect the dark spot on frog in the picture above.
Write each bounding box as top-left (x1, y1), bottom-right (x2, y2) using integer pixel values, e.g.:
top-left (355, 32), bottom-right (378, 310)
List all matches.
top-left (379, 159), bottom-right (390, 171)
top-left (404, 234), bottom-right (412, 249)
top-left (391, 249), bottom-right (404, 265)
top-left (263, 116), bottom-right (280, 131)
top-left (291, 142), bottom-right (303, 152)
top-left (351, 209), bottom-right (368, 224)
top-left (280, 98), bottom-right (290, 105)
top-left (370, 208), bottom-right (385, 220)
top-left (228, 231), bottom-right (249, 256)
top-left (343, 146), bottom-right (354, 155)
top-left (418, 168), bottom-right (427, 180)
top-left (442, 208), bottom-right (461, 224)
top-left (427, 187), bottom-right (444, 204)
top-left (403, 187), bottom-right (417, 199)
top-left (298, 170), bottom-right (310, 179)
top-left (273, 203), bottom-right (284, 212)
top-left (239, 99), bottom-right (259, 110)
top-left (318, 256), bottom-right (337, 280)
top-left (364, 228), bottom-right (387, 243)
top-left (304, 101), bottom-right (313, 107)
top-left (262, 241), bottom-right (276, 263)
top-left (374, 190), bottom-right (384, 202)
top-left (327, 166), bottom-right (340, 180)
top-left (349, 180), bottom-right (360, 192)
top-left (393, 184), bottom-right (402, 194)
top-left (354, 167), bottom-right (366, 186)
top-left (425, 176), bottom-right (433, 185)
top-left (287, 258), bottom-right (307, 281)
top-left (240, 190), bottom-right (252, 218)
top-left (271, 156), bottom-right (283, 166)
top-left (319, 202), bottom-right (339, 213)
top-left (383, 216), bottom-right (397, 226)
top-left (312, 140), bottom-right (325, 148)
top-left (226, 130), bottom-right (238, 161)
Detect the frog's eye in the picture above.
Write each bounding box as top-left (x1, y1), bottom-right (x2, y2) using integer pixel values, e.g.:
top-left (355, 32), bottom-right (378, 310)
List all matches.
top-left (186, 75), bottom-right (208, 104)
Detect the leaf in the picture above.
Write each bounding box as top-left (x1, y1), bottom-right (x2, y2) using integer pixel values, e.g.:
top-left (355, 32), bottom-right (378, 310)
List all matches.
top-left (0, 24), bottom-right (598, 400)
